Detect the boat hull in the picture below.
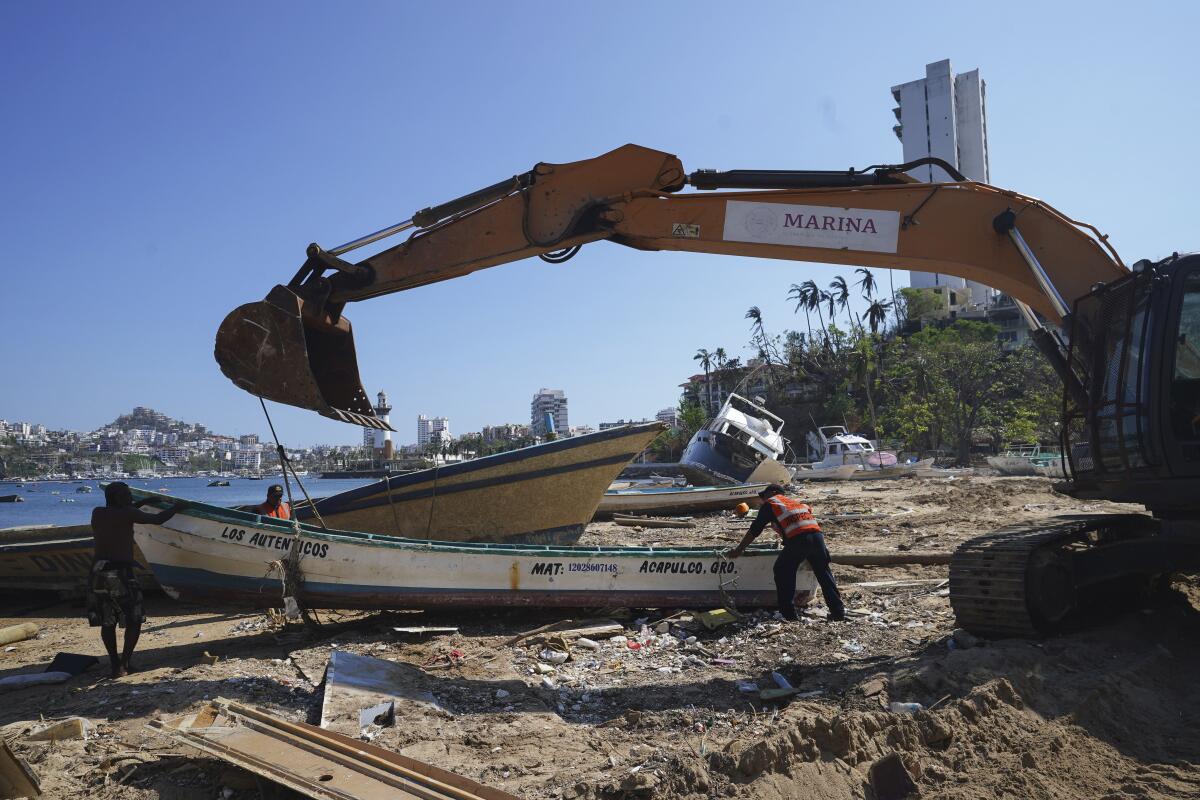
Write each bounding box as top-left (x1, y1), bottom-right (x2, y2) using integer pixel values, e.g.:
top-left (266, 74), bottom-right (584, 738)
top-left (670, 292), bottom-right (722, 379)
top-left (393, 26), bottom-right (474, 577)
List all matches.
top-left (299, 424), bottom-right (663, 545)
top-left (131, 490), bottom-right (814, 610)
top-left (0, 524), bottom-right (159, 593)
top-left (681, 430), bottom-right (792, 485)
top-left (596, 483), bottom-right (767, 518)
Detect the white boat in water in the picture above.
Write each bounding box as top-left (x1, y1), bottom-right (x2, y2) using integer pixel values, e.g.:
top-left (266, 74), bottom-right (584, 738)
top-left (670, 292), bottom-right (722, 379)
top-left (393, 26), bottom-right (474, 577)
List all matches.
top-left (130, 489), bottom-right (815, 610)
top-left (595, 483), bottom-right (768, 518)
top-left (681, 395), bottom-right (794, 485)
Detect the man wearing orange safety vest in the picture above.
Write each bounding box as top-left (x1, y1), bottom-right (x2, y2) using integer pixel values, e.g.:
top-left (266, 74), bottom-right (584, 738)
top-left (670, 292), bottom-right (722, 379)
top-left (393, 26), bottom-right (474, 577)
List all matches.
top-left (727, 484), bottom-right (845, 622)
top-left (255, 484), bottom-right (292, 520)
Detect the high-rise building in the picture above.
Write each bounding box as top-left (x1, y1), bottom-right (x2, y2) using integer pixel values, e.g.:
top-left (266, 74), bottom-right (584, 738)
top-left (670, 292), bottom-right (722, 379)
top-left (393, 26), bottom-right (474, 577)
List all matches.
top-left (656, 407), bottom-right (680, 428)
top-left (892, 59), bottom-right (991, 302)
top-left (531, 389), bottom-right (568, 438)
top-left (417, 414), bottom-right (450, 446)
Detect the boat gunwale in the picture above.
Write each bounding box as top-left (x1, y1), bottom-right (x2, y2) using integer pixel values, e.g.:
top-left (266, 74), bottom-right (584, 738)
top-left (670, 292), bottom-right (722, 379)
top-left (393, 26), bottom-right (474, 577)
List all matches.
top-left (310, 422), bottom-right (664, 510)
top-left (130, 488), bottom-right (780, 558)
top-left (603, 483), bottom-right (767, 497)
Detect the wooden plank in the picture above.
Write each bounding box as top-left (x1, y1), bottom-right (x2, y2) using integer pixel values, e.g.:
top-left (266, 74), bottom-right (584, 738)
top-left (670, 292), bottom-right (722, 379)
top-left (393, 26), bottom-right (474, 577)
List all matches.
top-left (832, 551), bottom-right (950, 566)
top-left (153, 698), bottom-right (517, 800)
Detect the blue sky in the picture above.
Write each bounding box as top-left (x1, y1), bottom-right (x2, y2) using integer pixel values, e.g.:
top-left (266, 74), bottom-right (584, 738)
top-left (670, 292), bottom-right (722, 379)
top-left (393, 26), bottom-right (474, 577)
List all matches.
top-left (2, 2), bottom-right (1196, 446)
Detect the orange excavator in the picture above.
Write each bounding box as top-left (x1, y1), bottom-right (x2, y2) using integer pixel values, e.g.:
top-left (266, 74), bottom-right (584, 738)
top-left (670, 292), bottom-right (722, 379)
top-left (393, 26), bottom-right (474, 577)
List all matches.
top-left (214, 143), bottom-right (1200, 638)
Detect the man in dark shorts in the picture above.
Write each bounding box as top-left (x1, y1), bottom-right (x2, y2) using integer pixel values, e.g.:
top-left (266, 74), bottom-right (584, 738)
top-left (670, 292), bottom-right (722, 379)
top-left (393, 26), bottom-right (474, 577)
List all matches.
top-left (89, 482), bottom-right (183, 677)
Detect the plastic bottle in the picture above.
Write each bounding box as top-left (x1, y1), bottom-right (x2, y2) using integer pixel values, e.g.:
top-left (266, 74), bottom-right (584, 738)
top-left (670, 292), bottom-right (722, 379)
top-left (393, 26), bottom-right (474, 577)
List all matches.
top-left (889, 702), bottom-right (924, 714)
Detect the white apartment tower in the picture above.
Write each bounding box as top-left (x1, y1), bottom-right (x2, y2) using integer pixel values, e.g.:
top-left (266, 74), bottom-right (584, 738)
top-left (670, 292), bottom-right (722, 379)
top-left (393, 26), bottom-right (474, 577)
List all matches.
top-left (417, 414), bottom-right (450, 446)
top-left (531, 388), bottom-right (568, 438)
top-left (892, 59), bottom-right (991, 302)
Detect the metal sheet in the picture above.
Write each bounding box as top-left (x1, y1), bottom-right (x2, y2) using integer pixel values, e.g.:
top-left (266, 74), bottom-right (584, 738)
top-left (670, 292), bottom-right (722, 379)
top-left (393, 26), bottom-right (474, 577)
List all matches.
top-left (153, 699), bottom-right (516, 800)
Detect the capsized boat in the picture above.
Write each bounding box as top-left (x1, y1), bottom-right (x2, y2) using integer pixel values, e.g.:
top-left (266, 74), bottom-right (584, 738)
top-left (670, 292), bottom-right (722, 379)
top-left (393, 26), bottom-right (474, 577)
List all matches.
top-left (595, 483), bottom-right (768, 518)
top-left (681, 395), bottom-right (794, 485)
top-left (297, 423), bottom-right (663, 545)
top-left (129, 489), bottom-right (815, 610)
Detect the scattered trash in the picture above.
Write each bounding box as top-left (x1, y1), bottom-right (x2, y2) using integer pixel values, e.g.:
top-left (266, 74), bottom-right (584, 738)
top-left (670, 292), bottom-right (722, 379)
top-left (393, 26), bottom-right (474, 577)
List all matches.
top-left (26, 717), bottom-right (92, 742)
top-left (736, 680), bottom-right (759, 694)
top-left (696, 609), bottom-right (737, 630)
top-left (840, 639), bottom-right (865, 654)
top-left (574, 637), bottom-right (601, 651)
top-left (494, 689), bottom-right (511, 700)
top-left (770, 671), bottom-right (793, 690)
top-left (393, 626), bottom-right (459, 636)
top-left (888, 702), bottom-right (924, 714)
top-left (202, 651), bottom-right (220, 665)
top-left (539, 649), bottom-right (568, 665)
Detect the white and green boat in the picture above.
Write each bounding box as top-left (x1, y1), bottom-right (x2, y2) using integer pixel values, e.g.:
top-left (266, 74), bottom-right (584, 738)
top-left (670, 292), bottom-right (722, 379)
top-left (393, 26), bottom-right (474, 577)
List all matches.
top-left (129, 488), bottom-right (815, 610)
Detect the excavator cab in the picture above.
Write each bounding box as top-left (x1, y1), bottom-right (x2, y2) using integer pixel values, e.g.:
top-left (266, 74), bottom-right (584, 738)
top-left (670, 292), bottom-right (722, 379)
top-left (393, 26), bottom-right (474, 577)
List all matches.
top-left (214, 284), bottom-right (391, 430)
top-left (1065, 253), bottom-right (1200, 510)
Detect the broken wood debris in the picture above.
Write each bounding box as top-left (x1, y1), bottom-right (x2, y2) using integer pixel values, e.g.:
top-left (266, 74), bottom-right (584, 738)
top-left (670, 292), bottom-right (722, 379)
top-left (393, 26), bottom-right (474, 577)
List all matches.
top-left (832, 551), bottom-right (951, 566)
top-left (153, 698), bottom-right (519, 800)
top-left (0, 739), bottom-right (39, 799)
top-left (612, 515), bottom-right (695, 529)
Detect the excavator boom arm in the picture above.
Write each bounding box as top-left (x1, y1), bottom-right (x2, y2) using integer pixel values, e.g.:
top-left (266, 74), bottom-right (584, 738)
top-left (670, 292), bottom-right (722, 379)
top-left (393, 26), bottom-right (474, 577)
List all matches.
top-left (214, 144), bottom-right (1126, 425)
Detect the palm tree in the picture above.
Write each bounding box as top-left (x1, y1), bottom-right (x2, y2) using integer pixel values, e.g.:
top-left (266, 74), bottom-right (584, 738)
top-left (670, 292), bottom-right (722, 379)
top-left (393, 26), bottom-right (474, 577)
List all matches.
top-left (865, 298), bottom-right (894, 334)
top-left (829, 276), bottom-right (851, 328)
top-left (787, 283), bottom-right (814, 341)
top-left (693, 348), bottom-right (713, 415)
top-left (713, 347), bottom-right (728, 408)
top-left (855, 267), bottom-right (877, 302)
top-left (821, 290), bottom-right (836, 327)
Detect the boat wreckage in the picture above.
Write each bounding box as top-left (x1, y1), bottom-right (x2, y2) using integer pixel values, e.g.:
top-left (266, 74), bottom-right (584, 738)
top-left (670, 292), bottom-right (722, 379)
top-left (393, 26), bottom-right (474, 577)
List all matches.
top-left (680, 394), bottom-right (793, 485)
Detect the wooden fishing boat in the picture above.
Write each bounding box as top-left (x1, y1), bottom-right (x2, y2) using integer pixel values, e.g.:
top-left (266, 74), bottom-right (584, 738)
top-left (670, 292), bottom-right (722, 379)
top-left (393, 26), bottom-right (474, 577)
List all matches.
top-left (297, 423), bottom-right (664, 545)
top-left (0, 524), bottom-right (158, 593)
top-left (130, 489), bottom-right (815, 610)
top-left (595, 483), bottom-right (768, 518)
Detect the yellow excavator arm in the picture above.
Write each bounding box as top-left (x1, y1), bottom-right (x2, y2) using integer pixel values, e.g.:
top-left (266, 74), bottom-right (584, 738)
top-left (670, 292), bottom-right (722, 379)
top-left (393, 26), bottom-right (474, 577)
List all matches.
top-left (214, 143), bottom-right (1127, 427)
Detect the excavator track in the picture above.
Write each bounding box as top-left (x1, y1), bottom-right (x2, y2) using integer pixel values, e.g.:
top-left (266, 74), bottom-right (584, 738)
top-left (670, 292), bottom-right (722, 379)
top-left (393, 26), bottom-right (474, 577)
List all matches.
top-left (949, 520), bottom-right (1085, 638)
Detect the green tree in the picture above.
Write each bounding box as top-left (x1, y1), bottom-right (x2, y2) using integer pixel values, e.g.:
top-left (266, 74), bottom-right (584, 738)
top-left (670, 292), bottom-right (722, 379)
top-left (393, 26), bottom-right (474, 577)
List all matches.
top-left (879, 321), bottom-right (1010, 464)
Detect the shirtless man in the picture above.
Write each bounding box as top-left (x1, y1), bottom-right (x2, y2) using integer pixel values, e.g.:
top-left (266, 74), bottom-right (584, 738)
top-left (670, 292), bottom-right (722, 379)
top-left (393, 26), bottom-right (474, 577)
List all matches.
top-left (89, 482), bottom-right (183, 677)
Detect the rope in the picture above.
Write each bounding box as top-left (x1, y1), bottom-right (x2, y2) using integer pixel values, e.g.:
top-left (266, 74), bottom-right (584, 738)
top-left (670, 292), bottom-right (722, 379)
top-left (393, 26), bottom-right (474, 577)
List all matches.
top-left (258, 397), bottom-right (318, 628)
top-left (716, 550), bottom-right (740, 615)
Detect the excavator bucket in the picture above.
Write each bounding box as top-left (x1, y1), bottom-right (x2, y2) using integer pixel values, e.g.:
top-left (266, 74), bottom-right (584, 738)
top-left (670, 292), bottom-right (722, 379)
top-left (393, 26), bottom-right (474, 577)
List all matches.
top-left (214, 285), bottom-right (393, 430)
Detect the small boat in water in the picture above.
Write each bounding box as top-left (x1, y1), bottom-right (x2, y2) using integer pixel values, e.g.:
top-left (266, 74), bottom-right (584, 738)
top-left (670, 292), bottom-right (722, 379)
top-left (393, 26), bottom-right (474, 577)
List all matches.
top-left (0, 494), bottom-right (24, 503)
top-left (130, 489), bottom-right (815, 610)
top-left (207, 480), bottom-right (232, 487)
top-left (681, 395), bottom-right (793, 485)
top-left (595, 483), bottom-right (768, 518)
top-left (298, 423), bottom-right (664, 545)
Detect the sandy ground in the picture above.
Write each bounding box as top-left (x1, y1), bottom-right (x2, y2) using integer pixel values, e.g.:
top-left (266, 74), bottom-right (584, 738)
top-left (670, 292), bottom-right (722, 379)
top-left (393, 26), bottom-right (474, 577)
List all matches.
top-left (2, 475), bottom-right (1199, 799)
